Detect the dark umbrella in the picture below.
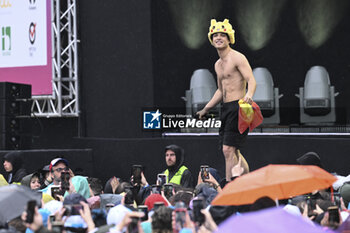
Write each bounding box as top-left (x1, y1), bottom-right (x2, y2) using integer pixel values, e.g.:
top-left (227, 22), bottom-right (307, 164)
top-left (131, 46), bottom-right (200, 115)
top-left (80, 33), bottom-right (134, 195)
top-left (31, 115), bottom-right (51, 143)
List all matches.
top-left (0, 184), bottom-right (41, 226)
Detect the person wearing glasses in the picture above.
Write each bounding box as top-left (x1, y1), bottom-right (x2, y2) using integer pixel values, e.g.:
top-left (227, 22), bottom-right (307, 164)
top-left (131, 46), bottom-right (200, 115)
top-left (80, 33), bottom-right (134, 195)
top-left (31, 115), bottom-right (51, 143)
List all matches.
top-left (40, 158), bottom-right (70, 195)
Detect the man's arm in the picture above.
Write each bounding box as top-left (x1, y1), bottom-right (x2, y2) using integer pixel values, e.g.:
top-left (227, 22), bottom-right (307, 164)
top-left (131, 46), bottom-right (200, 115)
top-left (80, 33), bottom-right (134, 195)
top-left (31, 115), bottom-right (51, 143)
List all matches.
top-left (237, 54), bottom-right (256, 104)
top-left (197, 62), bottom-right (223, 119)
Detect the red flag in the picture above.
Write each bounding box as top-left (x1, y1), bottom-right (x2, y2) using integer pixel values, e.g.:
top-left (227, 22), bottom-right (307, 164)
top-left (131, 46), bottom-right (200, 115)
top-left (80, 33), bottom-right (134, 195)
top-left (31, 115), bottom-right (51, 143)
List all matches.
top-left (238, 100), bottom-right (263, 134)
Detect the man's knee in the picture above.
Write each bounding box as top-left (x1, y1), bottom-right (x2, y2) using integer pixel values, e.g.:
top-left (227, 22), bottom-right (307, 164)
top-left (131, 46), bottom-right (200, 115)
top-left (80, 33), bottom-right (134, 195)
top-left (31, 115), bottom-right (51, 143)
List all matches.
top-left (222, 145), bottom-right (235, 159)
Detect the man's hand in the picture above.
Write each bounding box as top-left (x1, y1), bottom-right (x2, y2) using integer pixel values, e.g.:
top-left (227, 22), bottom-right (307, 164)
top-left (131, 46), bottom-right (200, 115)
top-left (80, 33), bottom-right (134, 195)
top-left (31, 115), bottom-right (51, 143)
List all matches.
top-left (22, 207), bottom-right (43, 232)
top-left (141, 172), bottom-right (148, 187)
top-left (199, 209), bottom-right (217, 232)
top-left (110, 176), bottom-right (120, 194)
top-left (115, 212), bottom-right (144, 232)
top-left (243, 94), bottom-right (253, 105)
top-left (196, 108), bottom-right (209, 120)
top-left (205, 173), bottom-right (222, 192)
top-left (79, 201), bottom-right (95, 232)
top-left (231, 155), bottom-right (244, 177)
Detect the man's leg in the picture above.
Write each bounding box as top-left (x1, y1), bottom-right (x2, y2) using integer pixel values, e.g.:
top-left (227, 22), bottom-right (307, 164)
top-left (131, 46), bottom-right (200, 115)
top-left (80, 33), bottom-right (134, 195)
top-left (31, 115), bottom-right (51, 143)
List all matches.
top-left (222, 145), bottom-right (249, 181)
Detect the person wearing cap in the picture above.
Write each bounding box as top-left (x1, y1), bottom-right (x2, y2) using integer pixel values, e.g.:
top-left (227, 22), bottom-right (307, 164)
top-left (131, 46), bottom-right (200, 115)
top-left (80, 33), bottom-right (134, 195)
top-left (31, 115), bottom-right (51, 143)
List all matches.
top-left (41, 158), bottom-right (69, 194)
top-left (2, 151), bottom-right (27, 184)
top-left (163, 144), bottom-right (193, 188)
top-left (197, 19), bottom-right (256, 182)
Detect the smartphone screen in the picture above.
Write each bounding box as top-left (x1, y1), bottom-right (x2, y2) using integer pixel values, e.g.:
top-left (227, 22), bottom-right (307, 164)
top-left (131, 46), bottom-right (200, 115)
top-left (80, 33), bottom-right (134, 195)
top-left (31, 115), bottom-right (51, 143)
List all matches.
top-left (175, 209), bottom-right (186, 231)
top-left (26, 200), bottom-right (36, 223)
top-left (51, 186), bottom-right (61, 200)
top-left (328, 206), bottom-right (340, 224)
top-left (157, 174), bottom-right (167, 186)
top-left (137, 205), bottom-right (148, 221)
top-left (192, 199), bottom-right (205, 225)
top-left (163, 184), bottom-right (174, 199)
top-left (200, 165), bottom-right (209, 180)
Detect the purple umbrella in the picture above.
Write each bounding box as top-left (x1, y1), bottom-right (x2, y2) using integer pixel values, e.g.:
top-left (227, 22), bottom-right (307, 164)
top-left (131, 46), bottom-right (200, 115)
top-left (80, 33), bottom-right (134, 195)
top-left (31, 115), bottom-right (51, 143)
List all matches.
top-left (216, 207), bottom-right (335, 233)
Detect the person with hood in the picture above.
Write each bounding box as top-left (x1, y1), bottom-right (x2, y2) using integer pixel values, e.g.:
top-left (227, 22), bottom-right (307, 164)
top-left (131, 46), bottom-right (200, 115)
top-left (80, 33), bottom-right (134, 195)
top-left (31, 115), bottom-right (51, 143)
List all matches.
top-left (2, 151), bottom-right (27, 184)
top-left (163, 145), bottom-right (193, 188)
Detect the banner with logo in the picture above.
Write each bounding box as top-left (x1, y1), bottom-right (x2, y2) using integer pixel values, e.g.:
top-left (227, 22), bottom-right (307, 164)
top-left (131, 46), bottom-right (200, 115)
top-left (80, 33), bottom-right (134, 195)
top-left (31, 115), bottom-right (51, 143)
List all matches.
top-left (0, 0), bottom-right (52, 95)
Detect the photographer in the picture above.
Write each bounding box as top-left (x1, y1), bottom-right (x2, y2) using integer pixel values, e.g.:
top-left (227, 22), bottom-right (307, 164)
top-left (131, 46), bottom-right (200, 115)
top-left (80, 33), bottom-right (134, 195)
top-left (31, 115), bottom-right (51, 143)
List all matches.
top-left (41, 158), bottom-right (72, 196)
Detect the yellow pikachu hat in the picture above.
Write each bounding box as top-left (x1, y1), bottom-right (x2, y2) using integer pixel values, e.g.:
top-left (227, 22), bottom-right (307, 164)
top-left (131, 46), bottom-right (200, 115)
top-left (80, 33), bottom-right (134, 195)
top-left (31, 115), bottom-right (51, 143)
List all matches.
top-left (208, 19), bottom-right (235, 45)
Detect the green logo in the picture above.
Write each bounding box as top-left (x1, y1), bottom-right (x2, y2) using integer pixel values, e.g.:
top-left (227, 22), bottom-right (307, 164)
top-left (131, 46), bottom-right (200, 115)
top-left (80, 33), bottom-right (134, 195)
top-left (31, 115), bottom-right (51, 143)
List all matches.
top-left (1, 26), bottom-right (11, 52)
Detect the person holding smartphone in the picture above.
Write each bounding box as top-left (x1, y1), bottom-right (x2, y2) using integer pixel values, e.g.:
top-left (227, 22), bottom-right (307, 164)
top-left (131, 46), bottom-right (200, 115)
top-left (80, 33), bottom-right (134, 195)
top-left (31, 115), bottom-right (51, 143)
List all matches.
top-left (40, 158), bottom-right (71, 195)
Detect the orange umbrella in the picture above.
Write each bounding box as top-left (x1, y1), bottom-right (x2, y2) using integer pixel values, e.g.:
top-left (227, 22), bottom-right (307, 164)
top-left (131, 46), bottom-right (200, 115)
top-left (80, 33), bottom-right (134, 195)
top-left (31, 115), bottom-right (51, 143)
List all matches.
top-left (212, 164), bottom-right (337, 206)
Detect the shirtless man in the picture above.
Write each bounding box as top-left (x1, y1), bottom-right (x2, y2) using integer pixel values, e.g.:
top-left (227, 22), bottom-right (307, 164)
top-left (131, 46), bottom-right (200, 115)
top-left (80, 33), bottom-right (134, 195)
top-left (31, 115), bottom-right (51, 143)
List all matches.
top-left (197, 19), bottom-right (256, 182)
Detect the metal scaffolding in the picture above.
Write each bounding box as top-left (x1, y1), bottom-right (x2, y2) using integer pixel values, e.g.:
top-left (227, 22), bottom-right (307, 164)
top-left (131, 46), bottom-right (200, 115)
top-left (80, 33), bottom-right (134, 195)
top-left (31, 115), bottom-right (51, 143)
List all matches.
top-left (32, 0), bottom-right (79, 117)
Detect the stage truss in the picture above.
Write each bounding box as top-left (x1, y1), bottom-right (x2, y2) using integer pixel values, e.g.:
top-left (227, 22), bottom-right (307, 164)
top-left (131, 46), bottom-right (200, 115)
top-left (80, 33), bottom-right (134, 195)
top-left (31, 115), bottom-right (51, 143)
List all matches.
top-left (32, 0), bottom-right (79, 117)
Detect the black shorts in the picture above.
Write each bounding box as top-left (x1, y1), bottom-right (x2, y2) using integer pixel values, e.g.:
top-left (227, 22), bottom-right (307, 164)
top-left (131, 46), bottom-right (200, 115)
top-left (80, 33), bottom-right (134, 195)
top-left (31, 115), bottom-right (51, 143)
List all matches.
top-left (219, 100), bottom-right (248, 149)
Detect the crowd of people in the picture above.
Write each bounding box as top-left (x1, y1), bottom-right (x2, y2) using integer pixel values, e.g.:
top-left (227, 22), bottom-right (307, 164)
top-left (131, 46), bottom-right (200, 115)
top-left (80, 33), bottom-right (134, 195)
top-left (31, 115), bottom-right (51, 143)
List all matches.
top-left (1, 147), bottom-right (350, 233)
top-left (1, 18), bottom-right (349, 233)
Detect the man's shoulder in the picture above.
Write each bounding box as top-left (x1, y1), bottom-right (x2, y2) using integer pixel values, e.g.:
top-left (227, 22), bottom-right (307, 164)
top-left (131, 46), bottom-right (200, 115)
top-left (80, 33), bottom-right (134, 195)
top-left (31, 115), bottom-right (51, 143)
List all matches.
top-left (229, 49), bottom-right (245, 59)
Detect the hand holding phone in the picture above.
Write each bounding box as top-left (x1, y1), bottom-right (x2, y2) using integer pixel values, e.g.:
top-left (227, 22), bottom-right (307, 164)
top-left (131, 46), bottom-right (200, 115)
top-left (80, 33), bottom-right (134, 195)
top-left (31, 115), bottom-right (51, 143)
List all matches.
top-left (174, 209), bottom-right (186, 232)
top-left (132, 165), bottom-right (143, 185)
top-left (192, 199), bottom-right (205, 225)
top-left (328, 206), bottom-right (340, 224)
top-left (200, 165), bottom-right (210, 180)
top-left (137, 205), bottom-right (148, 221)
top-left (26, 200), bottom-right (37, 223)
top-left (50, 186), bottom-right (61, 201)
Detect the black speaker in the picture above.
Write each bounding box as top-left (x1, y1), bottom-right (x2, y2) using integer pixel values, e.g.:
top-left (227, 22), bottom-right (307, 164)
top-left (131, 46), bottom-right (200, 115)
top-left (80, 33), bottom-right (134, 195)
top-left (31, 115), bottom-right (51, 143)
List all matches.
top-left (0, 82), bottom-right (31, 99)
top-left (0, 82), bottom-right (32, 150)
top-left (0, 99), bottom-right (32, 116)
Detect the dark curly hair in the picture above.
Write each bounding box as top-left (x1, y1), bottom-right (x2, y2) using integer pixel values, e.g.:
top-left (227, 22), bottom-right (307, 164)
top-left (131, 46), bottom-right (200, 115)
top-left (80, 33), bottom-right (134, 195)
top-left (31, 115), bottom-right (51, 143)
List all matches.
top-left (151, 206), bottom-right (173, 233)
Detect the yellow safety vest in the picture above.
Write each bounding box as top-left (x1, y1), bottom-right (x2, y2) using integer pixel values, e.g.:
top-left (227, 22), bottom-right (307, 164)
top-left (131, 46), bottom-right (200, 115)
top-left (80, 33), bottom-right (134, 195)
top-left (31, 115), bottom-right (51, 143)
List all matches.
top-left (164, 165), bottom-right (188, 185)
